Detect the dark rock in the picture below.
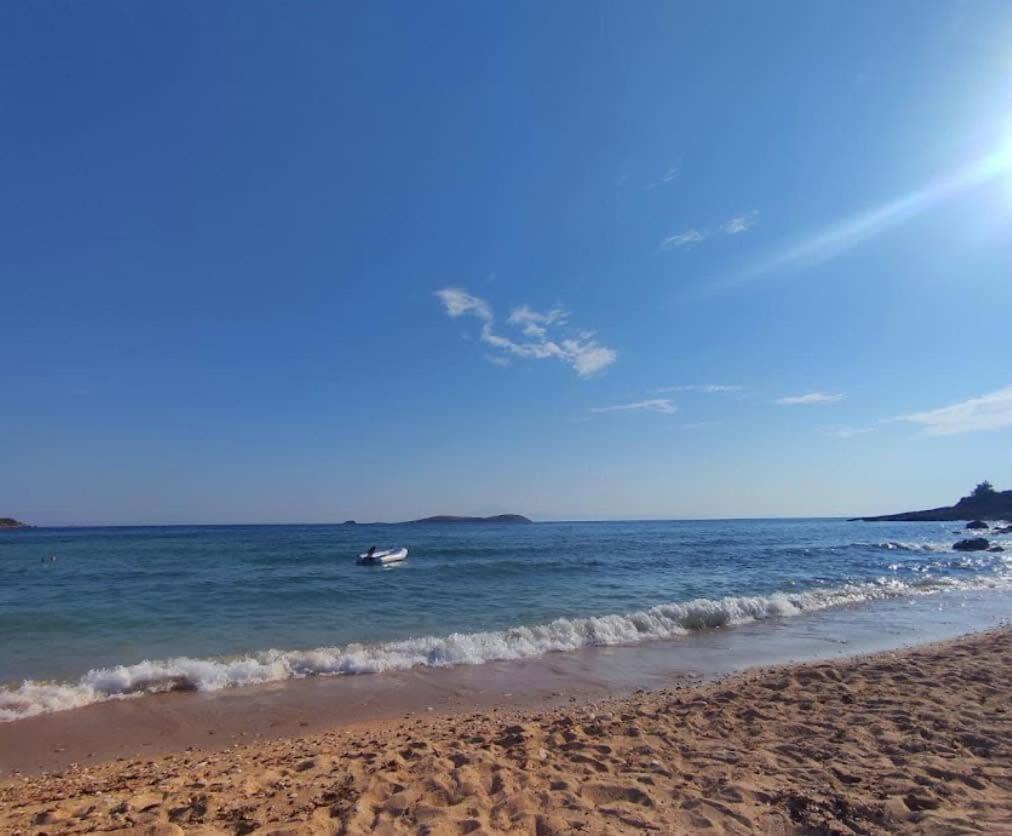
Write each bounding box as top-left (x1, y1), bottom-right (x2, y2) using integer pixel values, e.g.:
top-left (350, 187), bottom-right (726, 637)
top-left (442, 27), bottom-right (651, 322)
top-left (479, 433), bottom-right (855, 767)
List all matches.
top-left (988, 545), bottom-right (1004, 552)
top-left (993, 524), bottom-right (1012, 534)
top-left (965, 520), bottom-right (989, 530)
top-left (953, 538), bottom-right (990, 552)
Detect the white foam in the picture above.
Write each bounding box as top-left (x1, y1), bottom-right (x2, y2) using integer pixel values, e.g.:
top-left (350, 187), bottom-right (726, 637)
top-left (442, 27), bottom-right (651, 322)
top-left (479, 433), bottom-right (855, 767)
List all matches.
top-left (0, 575), bottom-right (1007, 722)
top-left (871, 541), bottom-right (948, 552)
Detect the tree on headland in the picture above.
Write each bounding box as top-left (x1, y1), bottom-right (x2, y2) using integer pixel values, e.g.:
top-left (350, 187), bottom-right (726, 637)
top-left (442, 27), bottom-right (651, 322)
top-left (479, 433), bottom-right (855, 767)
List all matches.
top-left (971, 481), bottom-right (995, 499)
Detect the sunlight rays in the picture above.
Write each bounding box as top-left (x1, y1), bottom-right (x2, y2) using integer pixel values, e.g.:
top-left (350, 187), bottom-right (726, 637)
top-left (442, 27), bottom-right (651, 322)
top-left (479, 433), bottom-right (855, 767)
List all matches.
top-left (723, 145), bottom-right (1012, 287)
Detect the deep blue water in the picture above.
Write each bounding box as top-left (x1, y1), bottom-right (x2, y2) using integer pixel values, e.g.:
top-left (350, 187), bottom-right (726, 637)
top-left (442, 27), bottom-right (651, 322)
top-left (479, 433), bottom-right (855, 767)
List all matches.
top-left (1, 518), bottom-right (1009, 720)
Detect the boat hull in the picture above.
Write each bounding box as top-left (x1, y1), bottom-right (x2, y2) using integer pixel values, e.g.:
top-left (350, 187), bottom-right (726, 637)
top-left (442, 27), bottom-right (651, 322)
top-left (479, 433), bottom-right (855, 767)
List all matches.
top-left (357, 547), bottom-right (408, 565)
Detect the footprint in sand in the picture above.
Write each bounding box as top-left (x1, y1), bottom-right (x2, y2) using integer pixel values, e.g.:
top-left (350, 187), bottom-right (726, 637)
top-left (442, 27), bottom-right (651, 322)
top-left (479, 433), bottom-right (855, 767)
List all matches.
top-left (581, 783), bottom-right (655, 807)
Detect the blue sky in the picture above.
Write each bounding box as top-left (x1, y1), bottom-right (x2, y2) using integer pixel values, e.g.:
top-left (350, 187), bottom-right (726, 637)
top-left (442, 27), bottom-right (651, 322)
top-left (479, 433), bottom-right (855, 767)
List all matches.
top-left (3, 2), bottom-right (1012, 524)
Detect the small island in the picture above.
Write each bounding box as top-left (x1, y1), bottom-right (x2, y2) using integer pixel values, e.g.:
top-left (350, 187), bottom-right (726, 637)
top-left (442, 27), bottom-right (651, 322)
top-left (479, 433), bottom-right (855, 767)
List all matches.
top-left (0, 517), bottom-right (29, 529)
top-left (856, 482), bottom-right (1012, 522)
top-left (402, 514), bottom-right (533, 525)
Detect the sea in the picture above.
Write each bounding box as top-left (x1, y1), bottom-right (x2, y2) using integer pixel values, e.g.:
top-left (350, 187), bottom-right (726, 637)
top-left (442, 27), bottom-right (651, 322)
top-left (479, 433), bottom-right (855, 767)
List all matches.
top-left (1, 518), bottom-right (1010, 722)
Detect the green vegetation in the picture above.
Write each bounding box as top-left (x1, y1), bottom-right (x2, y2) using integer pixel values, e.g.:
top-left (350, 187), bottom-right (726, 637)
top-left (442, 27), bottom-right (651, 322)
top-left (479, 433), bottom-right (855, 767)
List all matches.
top-left (971, 481), bottom-right (995, 499)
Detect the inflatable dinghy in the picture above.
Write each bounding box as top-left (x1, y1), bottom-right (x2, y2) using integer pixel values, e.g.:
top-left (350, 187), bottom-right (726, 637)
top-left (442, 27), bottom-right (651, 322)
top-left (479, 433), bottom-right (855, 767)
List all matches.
top-left (357, 547), bottom-right (408, 565)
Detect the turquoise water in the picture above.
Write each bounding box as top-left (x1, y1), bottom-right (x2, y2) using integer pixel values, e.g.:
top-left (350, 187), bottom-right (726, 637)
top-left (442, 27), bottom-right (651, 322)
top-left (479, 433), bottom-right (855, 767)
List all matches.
top-left (1, 518), bottom-right (1009, 720)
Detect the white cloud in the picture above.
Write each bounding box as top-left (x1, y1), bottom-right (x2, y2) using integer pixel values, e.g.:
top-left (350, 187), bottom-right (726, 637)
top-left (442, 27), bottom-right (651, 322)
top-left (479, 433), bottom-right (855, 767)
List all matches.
top-left (661, 229), bottom-right (707, 250)
top-left (508, 305), bottom-right (568, 338)
top-left (645, 165), bottom-right (680, 190)
top-left (897, 386), bottom-right (1012, 436)
top-left (775, 392), bottom-right (844, 405)
top-left (484, 354), bottom-right (512, 367)
top-left (660, 211), bottom-right (757, 253)
top-left (435, 288), bottom-right (492, 321)
top-left (560, 338), bottom-right (617, 376)
top-left (826, 425), bottom-right (876, 439)
top-left (723, 211), bottom-right (758, 234)
top-left (659, 384), bottom-right (743, 394)
top-left (591, 398), bottom-right (677, 415)
top-left (435, 289), bottom-right (616, 378)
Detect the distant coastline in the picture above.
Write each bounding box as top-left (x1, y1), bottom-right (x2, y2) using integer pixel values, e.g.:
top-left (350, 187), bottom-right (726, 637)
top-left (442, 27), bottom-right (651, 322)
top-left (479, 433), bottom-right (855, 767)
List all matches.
top-left (338, 514), bottom-right (533, 526)
top-left (0, 518), bottom-right (28, 530)
top-left (402, 514), bottom-right (533, 525)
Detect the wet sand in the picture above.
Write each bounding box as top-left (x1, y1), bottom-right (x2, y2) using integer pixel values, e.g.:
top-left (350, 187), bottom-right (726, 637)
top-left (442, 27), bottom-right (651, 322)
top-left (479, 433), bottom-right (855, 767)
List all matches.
top-left (3, 586), bottom-right (1009, 777)
top-left (2, 626), bottom-right (1010, 834)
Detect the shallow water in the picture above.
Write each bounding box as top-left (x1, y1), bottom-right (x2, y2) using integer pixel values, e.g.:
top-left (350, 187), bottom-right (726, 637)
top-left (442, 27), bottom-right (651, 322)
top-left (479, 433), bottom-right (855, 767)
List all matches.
top-left (1, 518), bottom-right (1009, 720)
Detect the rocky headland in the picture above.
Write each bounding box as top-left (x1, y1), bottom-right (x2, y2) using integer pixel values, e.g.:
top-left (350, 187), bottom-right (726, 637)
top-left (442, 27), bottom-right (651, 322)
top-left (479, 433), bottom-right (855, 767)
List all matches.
top-left (856, 482), bottom-right (1012, 523)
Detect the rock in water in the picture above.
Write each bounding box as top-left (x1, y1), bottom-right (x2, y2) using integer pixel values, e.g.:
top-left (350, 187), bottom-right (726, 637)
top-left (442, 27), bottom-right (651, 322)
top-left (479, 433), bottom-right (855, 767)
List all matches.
top-left (965, 520), bottom-right (989, 530)
top-left (953, 538), bottom-right (990, 552)
top-left (988, 545), bottom-right (1004, 552)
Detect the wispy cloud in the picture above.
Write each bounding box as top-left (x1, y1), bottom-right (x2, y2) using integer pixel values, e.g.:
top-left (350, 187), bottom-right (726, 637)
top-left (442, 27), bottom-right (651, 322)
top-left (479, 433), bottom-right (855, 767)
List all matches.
top-left (659, 384), bottom-right (744, 394)
top-left (507, 305), bottom-right (568, 338)
top-left (660, 229), bottom-right (706, 250)
top-left (896, 385), bottom-right (1012, 436)
top-left (590, 398), bottom-right (677, 415)
top-left (775, 392), bottom-right (844, 405)
top-left (435, 288), bottom-right (492, 321)
top-left (436, 289), bottom-right (617, 378)
top-left (723, 211), bottom-right (758, 234)
top-left (826, 425), bottom-right (876, 439)
top-left (644, 164), bottom-right (680, 191)
top-left (660, 211), bottom-right (758, 252)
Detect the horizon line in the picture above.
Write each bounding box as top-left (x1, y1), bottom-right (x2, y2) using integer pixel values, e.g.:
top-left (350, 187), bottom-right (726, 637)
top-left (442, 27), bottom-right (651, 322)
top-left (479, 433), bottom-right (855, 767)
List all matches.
top-left (6, 514), bottom-right (879, 530)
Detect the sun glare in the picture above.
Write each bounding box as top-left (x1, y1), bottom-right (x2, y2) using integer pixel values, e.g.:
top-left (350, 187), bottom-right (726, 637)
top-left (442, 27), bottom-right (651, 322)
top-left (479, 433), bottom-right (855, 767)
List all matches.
top-left (983, 127), bottom-right (1012, 179)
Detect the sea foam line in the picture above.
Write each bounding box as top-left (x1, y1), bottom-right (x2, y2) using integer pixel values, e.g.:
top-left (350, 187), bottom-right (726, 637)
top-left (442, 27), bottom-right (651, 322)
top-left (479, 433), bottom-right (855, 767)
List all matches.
top-left (0, 575), bottom-right (1004, 722)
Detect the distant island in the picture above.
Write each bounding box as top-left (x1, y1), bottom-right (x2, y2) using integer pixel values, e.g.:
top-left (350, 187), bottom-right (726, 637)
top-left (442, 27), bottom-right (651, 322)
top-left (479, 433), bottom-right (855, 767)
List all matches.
top-left (0, 517), bottom-right (29, 529)
top-left (402, 514), bottom-right (533, 525)
top-left (856, 482), bottom-right (1012, 522)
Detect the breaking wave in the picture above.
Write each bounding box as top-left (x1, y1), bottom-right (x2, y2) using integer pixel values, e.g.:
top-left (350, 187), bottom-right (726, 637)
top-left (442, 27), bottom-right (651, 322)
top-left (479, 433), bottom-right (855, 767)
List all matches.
top-left (0, 574), bottom-right (1006, 723)
top-left (866, 541), bottom-right (948, 553)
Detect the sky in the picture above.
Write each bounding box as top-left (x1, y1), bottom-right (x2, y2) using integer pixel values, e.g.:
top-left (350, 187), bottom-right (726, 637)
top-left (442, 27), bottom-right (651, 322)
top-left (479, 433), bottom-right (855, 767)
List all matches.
top-left (2, 1), bottom-right (1012, 525)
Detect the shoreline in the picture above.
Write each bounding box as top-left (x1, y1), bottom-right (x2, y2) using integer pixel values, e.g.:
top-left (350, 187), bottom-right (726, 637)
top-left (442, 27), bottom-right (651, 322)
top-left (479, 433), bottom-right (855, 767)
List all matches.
top-left (4, 571), bottom-right (1009, 728)
top-left (2, 626), bottom-right (1010, 833)
top-left (2, 584), bottom-right (1010, 778)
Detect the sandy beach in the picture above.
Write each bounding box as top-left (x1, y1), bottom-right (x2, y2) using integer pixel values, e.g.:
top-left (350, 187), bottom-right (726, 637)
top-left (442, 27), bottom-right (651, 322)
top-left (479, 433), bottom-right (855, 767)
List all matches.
top-left (2, 627), bottom-right (1009, 834)
top-left (7, 0), bottom-right (1012, 832)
